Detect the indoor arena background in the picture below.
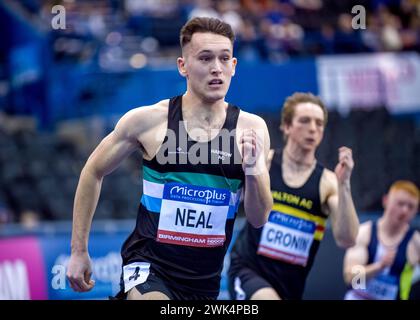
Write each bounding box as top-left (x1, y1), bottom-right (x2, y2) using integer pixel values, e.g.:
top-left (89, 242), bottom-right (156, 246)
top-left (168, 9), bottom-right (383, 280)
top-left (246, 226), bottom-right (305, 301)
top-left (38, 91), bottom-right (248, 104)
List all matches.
top-left (0, 0), bottom-right (419, 300)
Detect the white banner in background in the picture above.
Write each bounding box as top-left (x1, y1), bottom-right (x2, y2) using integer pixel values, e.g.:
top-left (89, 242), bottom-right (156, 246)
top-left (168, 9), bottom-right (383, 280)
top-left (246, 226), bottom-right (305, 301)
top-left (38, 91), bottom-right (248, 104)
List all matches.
top-left (316, 52), bottom-right (420, 114)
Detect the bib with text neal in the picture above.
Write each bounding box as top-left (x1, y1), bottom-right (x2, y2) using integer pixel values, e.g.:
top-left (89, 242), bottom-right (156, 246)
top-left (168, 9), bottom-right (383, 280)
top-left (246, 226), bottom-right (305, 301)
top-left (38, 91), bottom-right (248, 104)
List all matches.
top-left (157, 182), bottom-right (231, 248)
top-left (257, 210), bottom-right (316, 266)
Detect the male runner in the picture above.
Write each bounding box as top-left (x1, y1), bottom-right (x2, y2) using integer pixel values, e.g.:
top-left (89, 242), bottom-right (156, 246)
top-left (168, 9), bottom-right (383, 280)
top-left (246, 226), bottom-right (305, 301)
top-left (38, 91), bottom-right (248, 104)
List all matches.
top-left (344, 180), bottom-right (420, 300)
top-left (228, 92), bottom-right (359, 300)
top-left (67, 17), bottom-right (273, 300)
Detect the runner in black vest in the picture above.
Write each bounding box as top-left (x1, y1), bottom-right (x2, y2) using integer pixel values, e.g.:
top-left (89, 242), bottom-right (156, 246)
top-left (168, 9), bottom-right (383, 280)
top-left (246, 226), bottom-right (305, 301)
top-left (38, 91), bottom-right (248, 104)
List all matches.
top-left (228, 92), bottom-right (360, 299)
top-left (344, 180), bottom-right (420, 300)
top-left (66, 17), bottom-right (273, 300)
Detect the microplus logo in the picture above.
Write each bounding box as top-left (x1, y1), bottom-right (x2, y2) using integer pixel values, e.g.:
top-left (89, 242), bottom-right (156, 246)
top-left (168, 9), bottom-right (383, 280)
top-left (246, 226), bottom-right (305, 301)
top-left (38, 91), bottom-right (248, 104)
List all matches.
top-left (169, 185), bottom-right (228, 205)
top-left (269, 212), bottom-right (315, 233)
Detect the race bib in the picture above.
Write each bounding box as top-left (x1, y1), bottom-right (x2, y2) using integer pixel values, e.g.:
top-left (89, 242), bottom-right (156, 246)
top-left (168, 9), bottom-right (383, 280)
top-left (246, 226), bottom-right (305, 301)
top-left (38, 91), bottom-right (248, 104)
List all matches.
top-left (123, 262), bottom-right (151, 293)
top-left (257, 210), bottom-right (315, 266)
top-left (363, 274), bottom-right (399, 300)
top-left (157, 183), bottom-right (231, 248)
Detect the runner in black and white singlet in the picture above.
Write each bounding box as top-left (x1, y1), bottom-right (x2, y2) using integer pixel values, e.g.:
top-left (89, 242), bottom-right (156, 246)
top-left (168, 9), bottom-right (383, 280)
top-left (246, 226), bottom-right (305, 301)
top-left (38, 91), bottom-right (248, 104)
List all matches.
top-left (119, 95), bottom-right (245, 299)
top-left (66, 17), bottom-right (273, 300)
top-left (344, 180), bottom-right (420, 300)
top-left (228, 92), bottom-right (360, 300)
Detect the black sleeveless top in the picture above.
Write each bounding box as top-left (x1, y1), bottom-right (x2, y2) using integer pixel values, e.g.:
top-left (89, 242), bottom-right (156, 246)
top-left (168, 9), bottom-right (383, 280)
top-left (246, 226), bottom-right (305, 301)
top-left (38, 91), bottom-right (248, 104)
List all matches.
top-left (230, 149), bottom-right (326, 299)
top-left (345, 221), bottom-right (416, 300)
top-left (121, 96), bottom-right (245, 295)
top-left (365, 221), bottom-right (415, 300)
top-left (368, 222), bottom-right (415, 278)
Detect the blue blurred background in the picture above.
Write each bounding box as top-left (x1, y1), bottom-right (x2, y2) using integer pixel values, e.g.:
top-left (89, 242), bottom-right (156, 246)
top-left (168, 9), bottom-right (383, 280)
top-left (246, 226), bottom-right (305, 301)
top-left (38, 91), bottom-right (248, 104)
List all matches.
top-left (0, 0), bottom-right (419, 300)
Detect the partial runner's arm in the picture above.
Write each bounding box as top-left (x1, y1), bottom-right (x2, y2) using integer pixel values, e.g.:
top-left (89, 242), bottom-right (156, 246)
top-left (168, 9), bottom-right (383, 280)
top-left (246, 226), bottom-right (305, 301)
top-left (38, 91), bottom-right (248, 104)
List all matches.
top-left (323, 147), bottom-right (359, 248)
top-left (67, 104), bottom-right (165, 292)
top-left (239, 112), bottom-right (273, 228)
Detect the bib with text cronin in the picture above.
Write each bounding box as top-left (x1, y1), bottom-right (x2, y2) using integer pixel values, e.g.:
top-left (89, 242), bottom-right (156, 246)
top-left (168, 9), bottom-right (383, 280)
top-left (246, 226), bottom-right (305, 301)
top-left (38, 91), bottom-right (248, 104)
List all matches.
top-left (257, 210), bottom-right (315, 266)
top-left (157, 182), bottom-right (231, 248)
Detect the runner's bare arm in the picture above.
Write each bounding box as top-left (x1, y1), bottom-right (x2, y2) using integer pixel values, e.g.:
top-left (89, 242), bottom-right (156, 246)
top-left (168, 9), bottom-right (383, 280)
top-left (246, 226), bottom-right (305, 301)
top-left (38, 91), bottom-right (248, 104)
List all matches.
top-left (413, 231), bottom-right (420, 264)
top-left (343, 222), bottom-right (370, 285)
top-left (239, 112), bottom-right (273, 228)
top-left (67, 103), bottom-right (166, 292)
top-left (70, 117), bottom-right (138, 253)
top-left (322, 147), bottom-right (359, 248)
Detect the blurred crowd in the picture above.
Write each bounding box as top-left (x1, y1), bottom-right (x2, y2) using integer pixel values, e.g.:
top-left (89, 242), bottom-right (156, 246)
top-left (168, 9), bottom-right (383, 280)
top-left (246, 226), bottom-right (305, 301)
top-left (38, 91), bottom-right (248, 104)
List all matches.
top-left (12, 0), bottom-right (418, 68)
top-left (0, 112), bottom-right (142, 229)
